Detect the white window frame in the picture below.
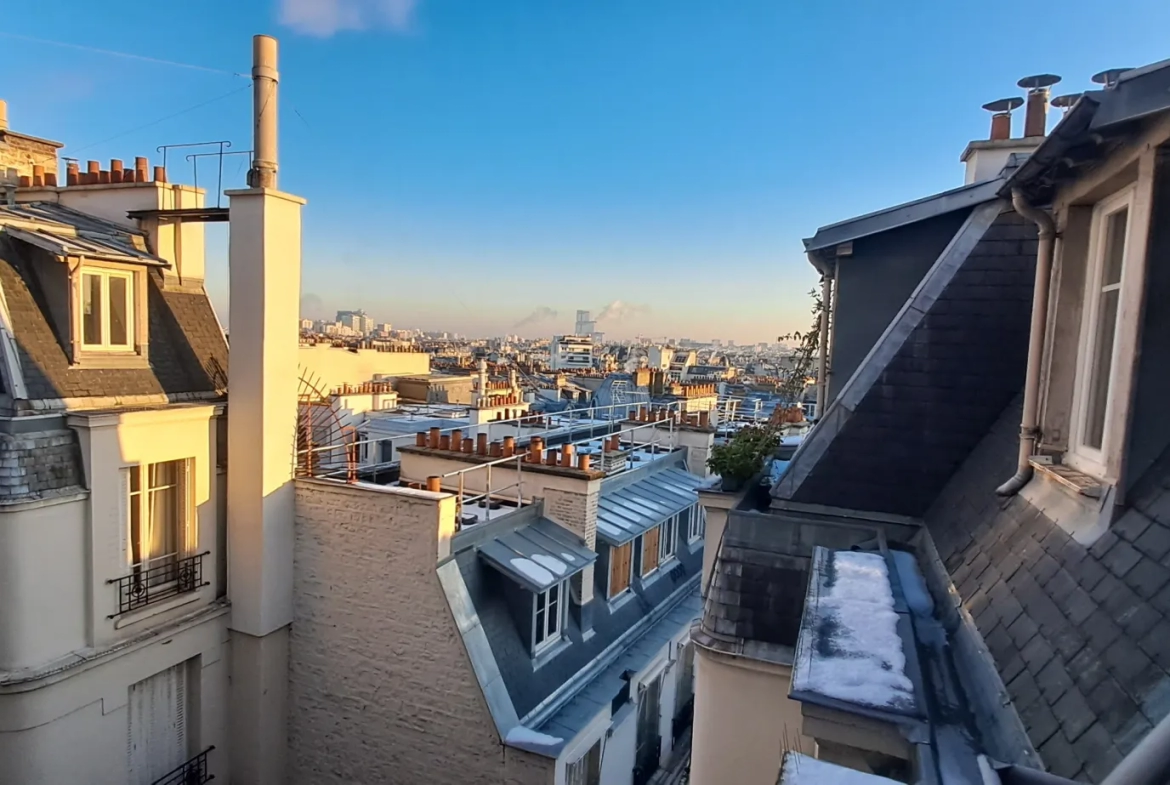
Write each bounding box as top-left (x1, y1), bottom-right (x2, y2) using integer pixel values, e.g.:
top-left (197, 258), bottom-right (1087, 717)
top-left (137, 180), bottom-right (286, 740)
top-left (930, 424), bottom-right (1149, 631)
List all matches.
top-left (1067, 185), bottom-right (1138, 479)
top-left (80, 267), bottom-right (136, 351)
top-left (533, 580), bottom-right (566, 654)
top-left (660, 514), bottom-right (678, 564)
top-left (125, 459), bottom-right (194, 579)
top-left (686, 504), bottom-right (705, 543)
top-left (564, 738), bottom-right (602, 785)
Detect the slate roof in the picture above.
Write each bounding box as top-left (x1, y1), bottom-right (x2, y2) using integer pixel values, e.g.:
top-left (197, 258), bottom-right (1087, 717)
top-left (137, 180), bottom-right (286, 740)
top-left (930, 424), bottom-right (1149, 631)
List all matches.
top-left (443, 458), bottom-right (705, 733)
top-left (596, 467), bottom-right (700, 545)
top-left (478, 517), bottom-right (597, 593)
top-left (1007, 60), bottom-right (1170, 205)
top-left (0, 202), bottom-right (166, 266)
top-left (927, 396), bottom-right (1170, 783)
top-left (457, 515), bottom-right (702, 721)
top-left (0, 237), bottom-right (227, 404)
top-left (804, 177), bottom-right (1004, 254)
top-left (774, 207), bottom-right (1037, 516)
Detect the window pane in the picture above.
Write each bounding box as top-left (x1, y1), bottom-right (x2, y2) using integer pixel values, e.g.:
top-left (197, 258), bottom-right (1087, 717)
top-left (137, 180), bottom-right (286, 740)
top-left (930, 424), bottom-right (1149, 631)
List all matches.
top-left (1102, 208), bottom-right (1128, 287)
top-left (535, 607), bottom-right (546, 644)
top-left (108, 275), bottom-right (130, 347)
top-left (82, 273), bottom-right (102, 345)
top-left (1084, 288), bottom-right (1120, 449)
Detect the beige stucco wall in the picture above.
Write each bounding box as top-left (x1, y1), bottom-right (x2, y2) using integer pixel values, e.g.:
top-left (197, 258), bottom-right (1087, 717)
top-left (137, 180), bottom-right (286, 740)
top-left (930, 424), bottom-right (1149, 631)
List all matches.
top-left (689, 648), bottom-right (810, 785)
top-left (291, 479), bottom-right (551, 785)
top-left (298, 345), bottom-right (430, 392)
top-left (0, 493), bottom-right (88, 669)
top-left (69, 404), bottom-right (224, 650)
top-left (0, 607), bottom-right (230, 785)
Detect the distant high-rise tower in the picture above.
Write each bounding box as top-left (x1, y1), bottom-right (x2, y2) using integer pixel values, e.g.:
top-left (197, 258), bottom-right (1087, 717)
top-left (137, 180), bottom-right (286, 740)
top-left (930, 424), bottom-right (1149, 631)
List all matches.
top-left (575, 309), bottom-right (596, 336)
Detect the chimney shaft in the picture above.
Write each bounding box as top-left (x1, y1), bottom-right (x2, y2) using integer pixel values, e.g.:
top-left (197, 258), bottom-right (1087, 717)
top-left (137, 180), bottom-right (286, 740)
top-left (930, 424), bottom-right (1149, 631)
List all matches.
top-left (248, 35), bottom-right (279, 189)
top-left (1019, 74), bottom-right (1061, 138)
top-left (1023, 90), bottom-right (1048, 137)
top-left (0, 99), bottom-right (7, 131)
top-left (990, 112), bottom-right (1011, 141)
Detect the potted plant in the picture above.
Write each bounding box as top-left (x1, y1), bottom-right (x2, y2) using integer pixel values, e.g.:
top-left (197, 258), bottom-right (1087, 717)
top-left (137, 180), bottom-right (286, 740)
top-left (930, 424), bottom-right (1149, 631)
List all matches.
top-left (708, 425), bottom-right (779, 492)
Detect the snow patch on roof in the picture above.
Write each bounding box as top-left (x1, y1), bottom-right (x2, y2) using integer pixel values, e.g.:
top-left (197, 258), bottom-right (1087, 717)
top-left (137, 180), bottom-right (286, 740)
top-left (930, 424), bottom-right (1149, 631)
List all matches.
top-left (779, 752), bottom-right (902, 785)
top-left (794, 550), bottom-right (915, 712)
top-left (510, 557), bottom-right (555, 586)
top-left (532, 553), bottom-right (568, 576)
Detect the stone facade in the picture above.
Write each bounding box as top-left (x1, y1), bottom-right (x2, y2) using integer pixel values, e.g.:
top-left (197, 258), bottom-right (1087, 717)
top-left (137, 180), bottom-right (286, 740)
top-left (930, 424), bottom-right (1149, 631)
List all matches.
top-left (0, 132), bottom-right (60, 180)
top-left (291, 479), bottom-right (552, 785)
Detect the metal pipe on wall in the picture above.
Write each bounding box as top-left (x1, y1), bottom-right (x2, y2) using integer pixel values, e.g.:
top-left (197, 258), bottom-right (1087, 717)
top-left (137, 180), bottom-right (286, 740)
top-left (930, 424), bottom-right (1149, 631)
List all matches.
top-left (997, 189), bottom-right (1057, 496)
top-left (249, 34), bottom-right (279, 189)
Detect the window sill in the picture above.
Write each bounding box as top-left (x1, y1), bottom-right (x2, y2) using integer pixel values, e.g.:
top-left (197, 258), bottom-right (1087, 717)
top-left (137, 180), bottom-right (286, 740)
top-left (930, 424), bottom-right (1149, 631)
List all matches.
top-left (1030, 458), bottom-right (1105, 498)
top-left (641, 558), bottom-right (678, 589)
top-left (112, 588), bottom-right (205, 630)
top-left (607, 589), bottom-right (636, 612)
top-left (686, 537), bottom-right (703, 553)
top-left (1020, 459), bottom-right (1113, 547)
top-left (71, 352), bottom-right (150, 370)
top-left (532, 637), bottom-right (572, 670)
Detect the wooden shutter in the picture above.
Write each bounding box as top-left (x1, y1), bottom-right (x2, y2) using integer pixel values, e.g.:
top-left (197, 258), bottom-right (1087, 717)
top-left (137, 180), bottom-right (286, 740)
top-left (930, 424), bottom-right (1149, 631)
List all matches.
top-left (609, 542), bottom-right (632, 597)
top-left (127, 663), bottom-right (187, 785)
top-left (642, 527), bottom-right (660, 576)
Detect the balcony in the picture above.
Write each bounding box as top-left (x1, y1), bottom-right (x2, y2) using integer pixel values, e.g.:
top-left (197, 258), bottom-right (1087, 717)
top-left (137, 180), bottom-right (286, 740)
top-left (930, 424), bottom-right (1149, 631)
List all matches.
top-left (151, 747), bottom-right (214, 785)
top-left (108, 552), bottom-right (210, 618)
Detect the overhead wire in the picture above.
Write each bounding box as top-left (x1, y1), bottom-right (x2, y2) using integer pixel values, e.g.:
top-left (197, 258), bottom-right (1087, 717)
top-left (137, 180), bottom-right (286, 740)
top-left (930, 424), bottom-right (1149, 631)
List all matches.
top-left (25, 84), bottom-right (252, 167)
top-left (0, 31), bottom-right (249, 78)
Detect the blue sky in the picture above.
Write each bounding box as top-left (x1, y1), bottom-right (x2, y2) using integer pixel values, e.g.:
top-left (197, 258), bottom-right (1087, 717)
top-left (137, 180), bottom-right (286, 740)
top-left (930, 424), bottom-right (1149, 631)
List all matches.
top-left (2, 1), bottom-right (1168, 342)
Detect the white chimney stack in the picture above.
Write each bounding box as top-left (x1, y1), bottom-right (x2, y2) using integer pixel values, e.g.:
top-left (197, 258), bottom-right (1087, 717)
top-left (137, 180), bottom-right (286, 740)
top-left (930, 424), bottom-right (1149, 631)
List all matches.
top-left (225, 32), bottom-right (304, 785)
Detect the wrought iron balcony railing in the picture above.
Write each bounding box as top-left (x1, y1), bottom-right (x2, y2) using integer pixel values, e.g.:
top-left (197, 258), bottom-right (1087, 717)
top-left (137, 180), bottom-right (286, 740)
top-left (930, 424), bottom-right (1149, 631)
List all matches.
top-left (108, 551), bottom-right (210, 618)
top-left (151, 747), bottom-right (214, 785)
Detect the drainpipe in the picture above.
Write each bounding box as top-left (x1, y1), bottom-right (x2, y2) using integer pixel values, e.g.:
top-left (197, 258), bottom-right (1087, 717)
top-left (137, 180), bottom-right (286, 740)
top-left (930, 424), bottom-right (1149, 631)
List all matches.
top-left (1101, 711), bottom-right (1170, 785)
top-left (996, 189), bottom-right (1056, 496)
top-left (810, 254), bottom-right (834, 420)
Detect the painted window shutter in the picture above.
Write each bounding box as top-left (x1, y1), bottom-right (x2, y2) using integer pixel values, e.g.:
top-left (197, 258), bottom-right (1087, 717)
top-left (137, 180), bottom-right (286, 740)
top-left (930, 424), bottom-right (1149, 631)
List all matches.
top-left (127, 663), bottom-right (187, 785)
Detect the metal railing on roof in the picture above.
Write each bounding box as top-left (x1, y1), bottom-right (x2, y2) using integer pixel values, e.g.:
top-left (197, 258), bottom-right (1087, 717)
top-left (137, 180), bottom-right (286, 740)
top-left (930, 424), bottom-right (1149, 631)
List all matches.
top-left (295, 400), bottom-right (704, 528)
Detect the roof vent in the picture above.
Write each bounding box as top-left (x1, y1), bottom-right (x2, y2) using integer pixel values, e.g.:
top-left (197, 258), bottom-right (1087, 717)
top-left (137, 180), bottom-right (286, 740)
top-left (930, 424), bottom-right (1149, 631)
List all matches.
top-left (982, 97), bottom-right (1023, 141)
top-left (1092, 68), bottom-right (1133, 89)
top-left (1018, 74), bottom-right (1061, 137)
top-left (1051, 93), bottom-right (1083, 116)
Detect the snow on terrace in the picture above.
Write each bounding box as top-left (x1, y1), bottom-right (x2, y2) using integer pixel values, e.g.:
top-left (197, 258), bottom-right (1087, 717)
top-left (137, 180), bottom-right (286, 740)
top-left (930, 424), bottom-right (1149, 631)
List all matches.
top-left (779, 752), bottom-right (902, 785)
top-left (791, 549), bottom-right (916, 714)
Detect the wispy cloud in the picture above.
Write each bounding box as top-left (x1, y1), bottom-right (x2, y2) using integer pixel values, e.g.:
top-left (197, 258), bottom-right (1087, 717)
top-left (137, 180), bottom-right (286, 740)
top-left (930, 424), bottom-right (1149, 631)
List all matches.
top-left (597, 300), bottom-right (651, 322)
top-left (279, 0), bottom-right (419, 37)
top-left (514, 306), bottom-right (559, 328)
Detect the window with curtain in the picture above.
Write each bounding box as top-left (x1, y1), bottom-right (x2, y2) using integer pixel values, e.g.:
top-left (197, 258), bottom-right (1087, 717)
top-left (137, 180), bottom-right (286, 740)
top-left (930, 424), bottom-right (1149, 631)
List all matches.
top-left (128, 459), bottom-right (192, 586)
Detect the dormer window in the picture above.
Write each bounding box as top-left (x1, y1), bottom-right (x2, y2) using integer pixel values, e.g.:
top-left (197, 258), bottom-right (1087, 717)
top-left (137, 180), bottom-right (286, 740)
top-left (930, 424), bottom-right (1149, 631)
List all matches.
top-left (81, 268), bottom-right (134, 350)
top-left (1067, 185), bottom-right (1137, 479)
top-left (534, 581), bottom-right (565, 653)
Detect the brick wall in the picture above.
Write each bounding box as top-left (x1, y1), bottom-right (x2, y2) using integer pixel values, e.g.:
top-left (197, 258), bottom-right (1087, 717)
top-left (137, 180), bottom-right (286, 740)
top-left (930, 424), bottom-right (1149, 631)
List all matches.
top-left (290, 479), bottom-right (553, 785)
top-left (0, 428), bottom-right (83, 501)
top-left (542, 485), bottom-right (598, 604)
top-left (0, 134), bottom-right (59, 179)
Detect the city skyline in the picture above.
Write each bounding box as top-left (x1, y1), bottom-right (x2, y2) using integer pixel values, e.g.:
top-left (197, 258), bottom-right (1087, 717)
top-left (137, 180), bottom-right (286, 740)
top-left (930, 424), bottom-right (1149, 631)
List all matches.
top-left (4, 0), bottom-right (1169, 343)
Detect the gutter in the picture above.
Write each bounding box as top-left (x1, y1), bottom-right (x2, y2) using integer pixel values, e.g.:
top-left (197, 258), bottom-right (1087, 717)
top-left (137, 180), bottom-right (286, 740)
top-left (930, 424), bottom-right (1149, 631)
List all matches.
top-left (808, 252), bottom-right (835, 420)
top-left (997, 189), bottom-right (1056, 496)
